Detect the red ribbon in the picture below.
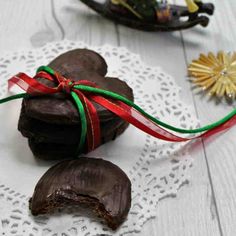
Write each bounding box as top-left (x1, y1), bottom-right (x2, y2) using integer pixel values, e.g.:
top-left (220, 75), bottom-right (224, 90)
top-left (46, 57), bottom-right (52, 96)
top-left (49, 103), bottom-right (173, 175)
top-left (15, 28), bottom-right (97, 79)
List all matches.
top-left (89, 95), bottom-right (235, 142)
top-left (8, 70), bottom-right (235, 151)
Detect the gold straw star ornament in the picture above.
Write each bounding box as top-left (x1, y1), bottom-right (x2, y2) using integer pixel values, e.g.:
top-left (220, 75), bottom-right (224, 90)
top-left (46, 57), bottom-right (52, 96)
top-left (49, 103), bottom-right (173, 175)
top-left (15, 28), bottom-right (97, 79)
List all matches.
top-left (188, 51), bottom-right (236, 99)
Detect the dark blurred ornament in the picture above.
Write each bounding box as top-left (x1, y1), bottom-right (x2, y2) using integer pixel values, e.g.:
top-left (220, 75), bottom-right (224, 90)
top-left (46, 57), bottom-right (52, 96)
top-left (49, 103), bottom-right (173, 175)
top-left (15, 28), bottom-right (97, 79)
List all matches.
top-left (80, 0), bottom-right (214, 31)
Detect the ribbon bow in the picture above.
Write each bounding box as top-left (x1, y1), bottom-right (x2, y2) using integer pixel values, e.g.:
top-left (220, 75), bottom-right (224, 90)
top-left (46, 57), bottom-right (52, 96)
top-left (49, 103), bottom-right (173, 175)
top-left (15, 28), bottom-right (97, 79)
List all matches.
top-left (1, 65), bottom-right (236, 156)
top-left (9, 66), bottom-right (102, 153)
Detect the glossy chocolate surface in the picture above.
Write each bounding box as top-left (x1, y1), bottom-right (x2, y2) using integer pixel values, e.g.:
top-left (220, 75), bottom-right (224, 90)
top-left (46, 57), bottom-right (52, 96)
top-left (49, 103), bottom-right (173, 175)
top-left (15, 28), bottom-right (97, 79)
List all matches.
top-left (30, 157), bottom-right (131, 230)
top-left (48, 49), bottom-right (108, 76)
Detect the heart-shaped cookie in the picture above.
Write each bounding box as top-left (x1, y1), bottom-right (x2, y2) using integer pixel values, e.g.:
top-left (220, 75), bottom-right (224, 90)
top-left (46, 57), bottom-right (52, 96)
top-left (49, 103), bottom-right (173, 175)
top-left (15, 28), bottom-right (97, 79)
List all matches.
top-left (18, 49), bottom-right (134, 159)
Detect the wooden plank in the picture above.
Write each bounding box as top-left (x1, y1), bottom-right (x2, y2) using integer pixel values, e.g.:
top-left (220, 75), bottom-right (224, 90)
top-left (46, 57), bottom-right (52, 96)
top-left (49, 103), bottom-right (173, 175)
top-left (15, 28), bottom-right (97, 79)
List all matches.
top-left (182, 0), bottom-right (236, 235)
top-left (0, 0), bottom-right (118, 51)
top-left (0, 0), bottom-right (62, 51)
top-left (1, 0), bottom-right (234, 235)
top-left (53, 0), bottom-right (118, 46)
top-left (117, 2), bottom-right (221, 235)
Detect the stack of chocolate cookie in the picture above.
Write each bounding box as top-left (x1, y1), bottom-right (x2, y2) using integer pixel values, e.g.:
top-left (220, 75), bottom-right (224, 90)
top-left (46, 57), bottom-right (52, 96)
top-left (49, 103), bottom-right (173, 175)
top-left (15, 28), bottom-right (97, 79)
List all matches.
top-left (18, 49), bottom-right (134, 160)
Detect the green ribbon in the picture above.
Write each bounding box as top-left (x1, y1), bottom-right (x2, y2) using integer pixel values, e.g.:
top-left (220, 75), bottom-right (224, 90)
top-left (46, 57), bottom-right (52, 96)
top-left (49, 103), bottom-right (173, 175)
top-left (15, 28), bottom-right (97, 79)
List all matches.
top-left (3, 66), bottom-right (88, 154)
top-left (76, 85), bottom-right (236, 134)
top-left (1, 65), bottom-right (236, 149)
top-left (71, 91), bottom-right (87, 153)
top-left (38, 66), bottom-right (88, 153)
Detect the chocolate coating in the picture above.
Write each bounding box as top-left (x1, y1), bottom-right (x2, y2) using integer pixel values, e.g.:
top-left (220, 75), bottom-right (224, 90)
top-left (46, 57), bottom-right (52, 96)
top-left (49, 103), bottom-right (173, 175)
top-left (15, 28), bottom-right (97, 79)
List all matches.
top-left (48, 49), bottom-right (108, 77)
top-left (30, 158), bottom-right (131, 230)
top-left (18, 105), bottom-right (128, 144)
top-left (27, 121), bottom-right (129, 160)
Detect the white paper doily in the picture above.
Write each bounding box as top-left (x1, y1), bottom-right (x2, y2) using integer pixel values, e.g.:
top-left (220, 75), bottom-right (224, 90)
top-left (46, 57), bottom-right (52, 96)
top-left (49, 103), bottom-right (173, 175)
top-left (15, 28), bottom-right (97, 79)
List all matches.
top-left (0, 40), bottom-right (198, 236)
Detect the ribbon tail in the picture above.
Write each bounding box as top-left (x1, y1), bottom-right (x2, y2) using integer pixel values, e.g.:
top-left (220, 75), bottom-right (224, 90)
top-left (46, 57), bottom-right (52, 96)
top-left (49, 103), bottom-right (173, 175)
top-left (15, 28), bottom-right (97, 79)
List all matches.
top-left (73, 90), bottom-right (101, 152)
top-left (89, 95), bottom-right (236, 142)
top-left (89, 95), bottom-right (189, 142)
top-left (199, 115), bottom-right (236, 139)
top-left (77, 85), bottom-right (236, 134)
top-left (71, 91), bottom-right (88, 153)
top-left (0, 93), bottom-right (29, 104)
top-left (82, 97), bottom-right (101, 150)
top-left (9, 73), bottom-right (58, 95)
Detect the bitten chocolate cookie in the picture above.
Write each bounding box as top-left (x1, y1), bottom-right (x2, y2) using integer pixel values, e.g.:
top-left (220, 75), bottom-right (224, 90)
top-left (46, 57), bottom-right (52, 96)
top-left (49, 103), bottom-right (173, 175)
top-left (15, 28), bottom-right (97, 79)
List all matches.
top-left (30, 157), bottom-right (132, 230)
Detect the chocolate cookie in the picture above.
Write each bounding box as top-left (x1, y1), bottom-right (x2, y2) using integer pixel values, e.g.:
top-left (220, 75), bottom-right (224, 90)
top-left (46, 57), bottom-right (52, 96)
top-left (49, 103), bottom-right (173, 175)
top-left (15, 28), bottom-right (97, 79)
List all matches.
top-left (19, 105), bottom-right (128, 144)
top-left (18, 49), bottom-right (134, 160)
top-left (27, 122), bottom-right (129, 160)
top-left (30, 157), bottom-right (131, 230)
top-left (48, 49), bottom-right (108, 77)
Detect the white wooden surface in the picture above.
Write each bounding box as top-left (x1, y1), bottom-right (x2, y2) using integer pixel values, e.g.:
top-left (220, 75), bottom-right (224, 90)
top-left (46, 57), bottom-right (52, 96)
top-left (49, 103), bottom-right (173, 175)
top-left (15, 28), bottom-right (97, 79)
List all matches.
top-left (0, 0), bottom-right (236, 235)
